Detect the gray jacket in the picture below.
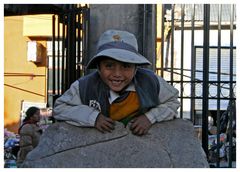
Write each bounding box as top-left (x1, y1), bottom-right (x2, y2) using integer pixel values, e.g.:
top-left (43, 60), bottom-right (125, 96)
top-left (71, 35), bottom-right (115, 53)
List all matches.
top-left (53, 70), bottom-right (180, 127)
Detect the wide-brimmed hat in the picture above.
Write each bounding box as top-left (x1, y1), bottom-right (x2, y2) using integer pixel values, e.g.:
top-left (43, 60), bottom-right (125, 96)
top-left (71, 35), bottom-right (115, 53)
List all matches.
top-left (86, 29), bottom-right (151, 69)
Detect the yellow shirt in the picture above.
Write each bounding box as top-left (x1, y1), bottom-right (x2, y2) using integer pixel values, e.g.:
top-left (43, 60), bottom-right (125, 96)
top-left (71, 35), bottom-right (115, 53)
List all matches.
top-left (109, 92), bottom-right (140, 121)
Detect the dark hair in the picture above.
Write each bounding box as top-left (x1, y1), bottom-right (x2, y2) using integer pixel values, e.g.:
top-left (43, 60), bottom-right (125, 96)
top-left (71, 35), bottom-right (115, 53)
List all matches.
top-left (23, 106), bottom-right (40, 122)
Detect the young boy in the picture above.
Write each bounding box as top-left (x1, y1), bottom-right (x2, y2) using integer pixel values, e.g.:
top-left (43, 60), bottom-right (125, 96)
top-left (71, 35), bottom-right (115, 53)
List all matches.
top-left (53, 29), bottom-right (180, 136)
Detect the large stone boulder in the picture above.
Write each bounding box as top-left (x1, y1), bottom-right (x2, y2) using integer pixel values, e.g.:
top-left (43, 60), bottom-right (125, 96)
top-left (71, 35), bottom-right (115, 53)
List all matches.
top-left (22, 118), bottom-right (209, 168)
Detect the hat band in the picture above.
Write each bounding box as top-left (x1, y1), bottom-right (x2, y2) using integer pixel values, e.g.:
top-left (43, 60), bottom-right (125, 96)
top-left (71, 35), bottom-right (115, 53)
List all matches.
top-left (97, 41), bottom-right (138, 54)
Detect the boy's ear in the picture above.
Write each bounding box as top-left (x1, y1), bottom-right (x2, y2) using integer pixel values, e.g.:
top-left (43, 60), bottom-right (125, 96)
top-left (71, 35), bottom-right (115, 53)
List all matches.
top-left (134, 66), bottom-right (138, 75)
top-left (96, 63), bottom-right (100, 70)
top-left (97, 64), bottom-right (101, 74)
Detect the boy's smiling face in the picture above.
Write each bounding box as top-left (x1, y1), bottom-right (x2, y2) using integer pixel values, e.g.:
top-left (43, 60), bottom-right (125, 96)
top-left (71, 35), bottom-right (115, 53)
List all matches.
top-left (98, 58), bottom-right (136, 92)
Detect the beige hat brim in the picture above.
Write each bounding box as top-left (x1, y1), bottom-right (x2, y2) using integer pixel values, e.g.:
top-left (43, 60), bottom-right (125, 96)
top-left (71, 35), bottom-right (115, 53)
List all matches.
top-left (87, 48), bottom-right (151, 69)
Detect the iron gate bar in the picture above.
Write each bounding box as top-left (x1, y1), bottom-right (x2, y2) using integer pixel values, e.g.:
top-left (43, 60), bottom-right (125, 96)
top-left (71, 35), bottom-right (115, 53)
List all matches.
top-left (180, 4), bottom-right (185, 118)
top-left (160, 4), bottom-right (165, 77)
top-left (61, 14), bottom-right (66, 93)
top-left (80, 4), bottom-right (89, 75)
top-left (216, 4), bottom-right (222, 167)
top-left (76, 11), bottom-right (81, 79)
top-left (228, 4), bottom-right (235, 167)
top-left (163, 66), bottom-right (236, 77)
top-left (81, 5), bottom-right (87, 70)
top-left (57, 15), bottom-right (60, 95)
top-left (65, 17), bottom-right (69, 92)
top-left (66, 4), bottom-right (76, 90)
top-left (65, 7), bottom-right (69, 90)
top-left (175, 25), bottom-right (236, 30)
top-left (190, 4), bottom-right (196, 123)
top-left (170, 4), bottom-right (175, 85)
top-left (169, 97), bottom-right (235, 100)
top-left (46, 57), bottom-right (50, 107)
top-left (52, 15), bottom-right (56, 97)
top-left (85, 6), bottom-right (90, 71)
top-left (82, 5), bottom-right (90, 72)
top-left (202, 4), bottom-right (210, 157)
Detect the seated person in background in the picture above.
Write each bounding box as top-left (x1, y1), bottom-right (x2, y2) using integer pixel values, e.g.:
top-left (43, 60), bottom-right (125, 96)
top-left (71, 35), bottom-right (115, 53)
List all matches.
top-left (17, 106), bottom-right (42, 167)
top-left (53, 29), bottom-right (180, 136)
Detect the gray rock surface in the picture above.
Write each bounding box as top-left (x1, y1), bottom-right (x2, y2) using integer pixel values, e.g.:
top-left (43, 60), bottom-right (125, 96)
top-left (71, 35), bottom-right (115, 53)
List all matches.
top-left (22, 118), bottom-right (209, 168)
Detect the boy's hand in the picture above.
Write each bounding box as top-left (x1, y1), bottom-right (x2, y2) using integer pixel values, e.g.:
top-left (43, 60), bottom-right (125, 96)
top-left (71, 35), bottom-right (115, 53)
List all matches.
top-left (130, 115), bottom-right (152, 136)
top-left (95, 113), bottom-right (115, 133)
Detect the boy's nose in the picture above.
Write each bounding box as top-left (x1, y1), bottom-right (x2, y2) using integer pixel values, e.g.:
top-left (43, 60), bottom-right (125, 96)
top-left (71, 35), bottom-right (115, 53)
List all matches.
top-left (112, 66), bottom-right (122, 77)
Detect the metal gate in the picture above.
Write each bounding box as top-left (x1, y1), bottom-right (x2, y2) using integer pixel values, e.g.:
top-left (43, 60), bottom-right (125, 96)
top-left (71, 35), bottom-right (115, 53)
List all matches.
top-left (157, 4), bottom-right (236, 167)
top-left (47, 4), bottom-right (89, 107)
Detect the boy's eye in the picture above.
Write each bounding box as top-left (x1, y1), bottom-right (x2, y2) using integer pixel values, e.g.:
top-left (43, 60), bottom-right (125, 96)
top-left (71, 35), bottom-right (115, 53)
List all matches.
top-left (105, 63), bottom-right (114, 68)
top-left (123, 63), bottom-right (133, 68)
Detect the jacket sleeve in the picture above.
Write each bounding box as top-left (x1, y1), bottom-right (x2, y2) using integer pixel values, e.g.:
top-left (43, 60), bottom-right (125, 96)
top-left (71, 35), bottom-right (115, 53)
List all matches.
top-left (145, 76), bottom-right (180, 124)
top-left (53, 80), bottom-right (100, 127)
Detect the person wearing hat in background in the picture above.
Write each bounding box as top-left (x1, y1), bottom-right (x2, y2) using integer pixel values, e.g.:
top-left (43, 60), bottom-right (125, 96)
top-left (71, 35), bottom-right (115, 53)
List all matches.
top-left (53, 29), bottom-right (180, 136)
top-left (17, 106), bottom-right (42, 167)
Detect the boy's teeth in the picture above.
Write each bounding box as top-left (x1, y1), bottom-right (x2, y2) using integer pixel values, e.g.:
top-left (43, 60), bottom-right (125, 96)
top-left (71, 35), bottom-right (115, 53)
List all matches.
top-left (112, 80), bottom-right (121, 84)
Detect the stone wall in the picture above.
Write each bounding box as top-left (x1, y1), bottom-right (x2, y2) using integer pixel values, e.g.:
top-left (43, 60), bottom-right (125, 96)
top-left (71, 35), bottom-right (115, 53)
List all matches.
top-left (22, 118), bottom-right (209, 168)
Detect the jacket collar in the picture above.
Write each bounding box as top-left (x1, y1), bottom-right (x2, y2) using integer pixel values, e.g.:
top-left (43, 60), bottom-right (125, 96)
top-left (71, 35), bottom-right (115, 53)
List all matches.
top-left (108, 82), bottom-right (136, 104)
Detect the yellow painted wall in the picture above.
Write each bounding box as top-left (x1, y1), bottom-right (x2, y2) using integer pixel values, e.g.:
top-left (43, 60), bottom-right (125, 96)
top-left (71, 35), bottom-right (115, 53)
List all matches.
top-left (23, 15), bottom-right (53, 37)
top-left (4, 15), bottom-right (52, 133)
